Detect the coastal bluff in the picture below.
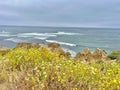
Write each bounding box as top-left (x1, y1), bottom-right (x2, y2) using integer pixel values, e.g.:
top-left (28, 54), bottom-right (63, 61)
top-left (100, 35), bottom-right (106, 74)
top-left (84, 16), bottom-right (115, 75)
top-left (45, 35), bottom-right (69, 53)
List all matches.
top-left (0, 42), bottom-right (119, 62)
top-left (75, 48), bottom-right (111, 62)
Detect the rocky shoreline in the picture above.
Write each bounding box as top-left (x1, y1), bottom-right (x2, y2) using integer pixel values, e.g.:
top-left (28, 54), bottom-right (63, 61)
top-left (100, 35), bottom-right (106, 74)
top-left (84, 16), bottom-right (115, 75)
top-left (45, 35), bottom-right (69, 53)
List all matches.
top-left (0, 42), bottom-right (119, 62)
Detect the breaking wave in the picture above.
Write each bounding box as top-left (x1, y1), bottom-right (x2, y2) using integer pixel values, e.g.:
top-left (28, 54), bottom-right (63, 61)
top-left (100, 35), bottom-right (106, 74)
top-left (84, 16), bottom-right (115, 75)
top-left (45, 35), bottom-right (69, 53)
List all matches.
top-left (17, 31), bottom-right (82, 38)
top-left (4, 38), bottom-right (26, 43)
top-left (46, 40), bottom-right (76, 47)
top-left (50, 31), bottom-right (81, 35)
top-left (18, 33), bottom-right (57, 37)
top-left (0, 34), bottom-right (11, 37)
top-left (34, 37), bottom-right (48, 40)
top-left (62, 47), bottom-right (76, 57)
top-left (0, 31), bottom-right (15, 37)
top-left (0, 30), bottom-right (10, 34)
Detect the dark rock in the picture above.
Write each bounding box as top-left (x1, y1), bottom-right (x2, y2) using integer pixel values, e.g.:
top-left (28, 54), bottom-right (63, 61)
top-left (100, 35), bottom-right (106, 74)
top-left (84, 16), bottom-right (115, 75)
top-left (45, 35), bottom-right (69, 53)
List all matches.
top-left (65, 52), bottom-right (71, 57)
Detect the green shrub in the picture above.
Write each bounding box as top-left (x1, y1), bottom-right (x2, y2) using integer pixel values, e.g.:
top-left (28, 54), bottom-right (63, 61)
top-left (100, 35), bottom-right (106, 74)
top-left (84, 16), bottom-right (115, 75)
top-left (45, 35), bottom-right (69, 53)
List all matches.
top-left (108, 50), bottom-right (120, 60)
top-left (108, 53), bottom-right (119, 60)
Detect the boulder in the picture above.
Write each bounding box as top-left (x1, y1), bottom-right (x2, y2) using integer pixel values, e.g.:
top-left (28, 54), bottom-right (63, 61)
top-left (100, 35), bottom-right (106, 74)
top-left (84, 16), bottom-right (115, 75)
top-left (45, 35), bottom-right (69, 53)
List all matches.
top-left (48, 42), bottom-right (60, 49)
top-left (92, 48), bottom-right (107, 60)
top-left (82, 48), bottom-right (91, 55)
top-left (93, 48), bottom-right (106, 56)
top-left (15, 42), bottom-right (46, 49)
top-left (47, 42), bottom-right (71, 57)
top-left (75, 52), bottom-right (86, 62)
top-left (65, 52), bottom-right (71, 57)
top-left (75, 48), bottom-right (92, 62)
top-left (75, 48), bottom-right (107, 62)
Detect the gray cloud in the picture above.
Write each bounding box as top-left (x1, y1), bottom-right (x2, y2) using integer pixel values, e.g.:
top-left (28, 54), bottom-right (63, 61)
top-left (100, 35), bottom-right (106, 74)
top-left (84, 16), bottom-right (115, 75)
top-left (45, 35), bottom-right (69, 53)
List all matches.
top-left (0, 0), bottom-right (120, 27)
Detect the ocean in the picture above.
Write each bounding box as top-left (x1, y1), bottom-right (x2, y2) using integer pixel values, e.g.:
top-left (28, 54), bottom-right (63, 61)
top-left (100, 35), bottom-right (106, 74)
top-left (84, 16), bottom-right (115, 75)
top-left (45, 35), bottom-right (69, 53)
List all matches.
top-left (0, 25), bottom-right (120, 56)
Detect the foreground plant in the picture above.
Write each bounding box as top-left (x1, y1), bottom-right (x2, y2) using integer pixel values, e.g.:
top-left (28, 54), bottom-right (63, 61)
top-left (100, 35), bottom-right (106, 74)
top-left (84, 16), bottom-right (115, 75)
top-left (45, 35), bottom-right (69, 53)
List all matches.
top-left (0, 47), bottom-right (120, 90)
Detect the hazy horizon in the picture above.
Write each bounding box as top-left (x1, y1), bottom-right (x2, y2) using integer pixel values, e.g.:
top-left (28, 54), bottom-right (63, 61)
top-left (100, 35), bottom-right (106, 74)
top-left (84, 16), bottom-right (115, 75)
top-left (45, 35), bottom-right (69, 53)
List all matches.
top-left (1, 25), bottom-right (120, 29)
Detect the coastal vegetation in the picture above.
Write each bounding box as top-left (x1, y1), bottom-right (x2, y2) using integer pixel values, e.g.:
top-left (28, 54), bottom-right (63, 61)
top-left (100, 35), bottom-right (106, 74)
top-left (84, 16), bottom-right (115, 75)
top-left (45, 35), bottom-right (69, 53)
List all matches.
top-left (108, 50), bottom-right (120, 61)
top-left (0, 42), bottom-right (120, 90)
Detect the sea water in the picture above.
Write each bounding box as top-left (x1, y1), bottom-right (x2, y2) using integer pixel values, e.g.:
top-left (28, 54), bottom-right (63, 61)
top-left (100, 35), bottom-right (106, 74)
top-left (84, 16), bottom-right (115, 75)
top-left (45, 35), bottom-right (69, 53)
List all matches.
top-left (0, 25), bottom-right (120, 56)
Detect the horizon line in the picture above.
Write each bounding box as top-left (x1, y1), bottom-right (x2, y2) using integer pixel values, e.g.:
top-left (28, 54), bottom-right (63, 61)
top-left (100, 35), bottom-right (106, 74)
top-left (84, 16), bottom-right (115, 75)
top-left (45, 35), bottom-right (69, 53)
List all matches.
top-left (0, 24), bottom-right (120, 29)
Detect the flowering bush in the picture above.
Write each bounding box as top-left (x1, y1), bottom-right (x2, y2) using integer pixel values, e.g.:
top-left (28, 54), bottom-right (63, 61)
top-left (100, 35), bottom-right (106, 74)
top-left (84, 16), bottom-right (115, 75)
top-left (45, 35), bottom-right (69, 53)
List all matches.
top-left (0, 48), bottom-right (120, 90)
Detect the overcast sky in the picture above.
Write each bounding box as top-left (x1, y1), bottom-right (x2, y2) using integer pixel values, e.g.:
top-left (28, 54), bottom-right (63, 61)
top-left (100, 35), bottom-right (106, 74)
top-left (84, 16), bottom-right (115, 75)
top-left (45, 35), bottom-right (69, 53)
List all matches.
top-left (0, 0), bottom-right (120, 27)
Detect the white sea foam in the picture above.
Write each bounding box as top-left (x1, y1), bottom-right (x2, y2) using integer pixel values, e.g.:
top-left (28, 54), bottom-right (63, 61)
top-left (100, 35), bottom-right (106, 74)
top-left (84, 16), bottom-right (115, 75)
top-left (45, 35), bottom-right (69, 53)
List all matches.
top-left (4, 38), bottom-right (26, 43)
top-left (17, 35), bottom-right (32, 38)
top-left (18, 32), bottom-right (82, 38)
top-left (0, 34), bottom-right (10, 37)
top-left (45, 32), bottom-right (80, 35)
top-left (18, 33), bottom-right (57, 37)
top-left (46, 40), bottom-right (76, 47)
top-left (55, 32), bottom-right (79, 35)
top-left (0, 31), bottom-right (10, 34)
top-left (0, 34), bottom-right (16, 37)
top-left (0, 31), bottom-right (16, 37)
top-left (62, 47), bottom-right (76, 57)
top-left (34, 37), bottom-right (48, 40)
